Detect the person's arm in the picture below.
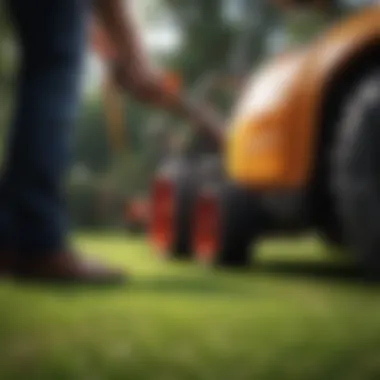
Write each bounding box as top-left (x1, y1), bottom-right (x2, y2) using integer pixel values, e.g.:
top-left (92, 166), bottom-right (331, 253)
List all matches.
top-left (93, 0), bottom-right (224, 145)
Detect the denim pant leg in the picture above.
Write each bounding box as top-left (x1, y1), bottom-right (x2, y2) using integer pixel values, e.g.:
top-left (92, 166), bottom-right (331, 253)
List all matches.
top-left (4, 0), bottom-right (88, 256)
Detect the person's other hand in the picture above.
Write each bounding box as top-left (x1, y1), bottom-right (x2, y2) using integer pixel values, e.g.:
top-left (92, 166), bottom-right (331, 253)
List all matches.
top-left (111, 61), bottom-right (174, 106)
top-left (187, 104), bottom-right (225, 147)
top-left (110, 60), bottom-right (224, 147)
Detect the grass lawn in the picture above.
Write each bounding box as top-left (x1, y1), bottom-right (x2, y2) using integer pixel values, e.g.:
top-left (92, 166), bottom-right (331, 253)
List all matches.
top-left (0, 233), bottom-right (380, 380)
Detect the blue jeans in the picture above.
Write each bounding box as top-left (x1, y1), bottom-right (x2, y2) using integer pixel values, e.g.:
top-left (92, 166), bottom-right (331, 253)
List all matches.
top-left (0, 0), bottom-right (88, 256)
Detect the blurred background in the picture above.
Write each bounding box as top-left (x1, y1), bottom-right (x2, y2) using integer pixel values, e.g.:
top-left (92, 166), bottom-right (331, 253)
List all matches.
top-left (2, 2), bottom-right (380, 380)
top-left (0, 0), bottom-right (367, 234)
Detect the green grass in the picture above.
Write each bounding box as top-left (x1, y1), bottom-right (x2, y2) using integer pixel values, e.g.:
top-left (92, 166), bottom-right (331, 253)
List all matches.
top-left (0, 233), bottom-right (380, 380)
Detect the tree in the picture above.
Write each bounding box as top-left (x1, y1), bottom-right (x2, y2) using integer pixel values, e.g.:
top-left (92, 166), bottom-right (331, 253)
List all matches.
top-left (0, 4), bottom-right (18, 162)
top-left (164, 0), bottom-right (278, 83)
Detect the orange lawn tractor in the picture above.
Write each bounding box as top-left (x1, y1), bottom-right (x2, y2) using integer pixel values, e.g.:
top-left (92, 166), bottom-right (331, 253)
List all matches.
top-left (148, 4), bottom-right (380, 276)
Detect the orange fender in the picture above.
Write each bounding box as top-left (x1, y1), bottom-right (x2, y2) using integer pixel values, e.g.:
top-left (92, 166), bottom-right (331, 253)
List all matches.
top-left (226, 5), bottom-right (380, 189)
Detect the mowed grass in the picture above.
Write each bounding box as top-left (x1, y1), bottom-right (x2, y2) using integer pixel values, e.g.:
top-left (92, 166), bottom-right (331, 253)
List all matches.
top-left (0, 233), bottom-right (380, 380)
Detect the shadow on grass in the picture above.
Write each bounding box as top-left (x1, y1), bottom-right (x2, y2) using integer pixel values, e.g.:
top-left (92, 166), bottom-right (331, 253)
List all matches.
top-left (12, 256), bottom-right (380, 296)
top-left (18, 274), bottom-right (249, 298)
top-left (251, 259), bottom-right (380, 287)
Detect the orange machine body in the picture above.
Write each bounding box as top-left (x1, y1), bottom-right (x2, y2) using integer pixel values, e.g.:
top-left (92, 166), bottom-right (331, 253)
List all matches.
top-left (226, 5), bottom-right (380, 189)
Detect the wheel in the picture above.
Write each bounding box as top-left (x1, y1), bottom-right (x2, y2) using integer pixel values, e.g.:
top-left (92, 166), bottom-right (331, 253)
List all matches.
top-left (332, 69), bottom-right (380, 277)
top-left (149, 171), bottom-right (197, 259)
top-left (171, 174), bottom-right (198, 257)
top-left (192, 182), bottom-right (258, 268)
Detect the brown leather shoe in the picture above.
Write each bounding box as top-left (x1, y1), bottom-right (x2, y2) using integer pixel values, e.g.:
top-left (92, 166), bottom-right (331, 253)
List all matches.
top-left (13, 251), bottom-right (127, 285)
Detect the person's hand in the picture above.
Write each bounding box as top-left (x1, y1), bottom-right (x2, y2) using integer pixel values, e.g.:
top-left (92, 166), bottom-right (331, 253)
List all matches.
top-left (93, 0), bottom-right (224, 148)
top-left (111, 60), bottom-right (174, 106)
top-left (110, 60), bottom-right (224, 148)
top-left (185, 104), bottom-right (225, 147)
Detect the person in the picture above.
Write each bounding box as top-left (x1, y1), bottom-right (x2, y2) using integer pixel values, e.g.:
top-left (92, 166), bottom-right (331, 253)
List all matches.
top-left (1, 0), bottom-right (222, 284)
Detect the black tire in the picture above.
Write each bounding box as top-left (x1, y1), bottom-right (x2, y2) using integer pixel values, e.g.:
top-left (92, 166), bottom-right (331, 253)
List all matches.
top-left (332, 69), bottom-right (380, 277)
top-left (170, 174), bottom-right (197, 259)
top-left (215, 183), bottom-right (258, 268)
top-left (150, 158), bottom-right (197, 260)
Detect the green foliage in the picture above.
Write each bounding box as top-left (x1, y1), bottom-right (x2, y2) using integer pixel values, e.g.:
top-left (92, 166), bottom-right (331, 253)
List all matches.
top-left (67, 178), bottom-right (100, 228)
top-left (164, 0), bottom-right (278, 83)
top-left (74, 97), bottom-right (111, 174)
top-left (66, 172), bottom-right (126, 229)
top-left (0, 4), bottom-right (17, 161)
